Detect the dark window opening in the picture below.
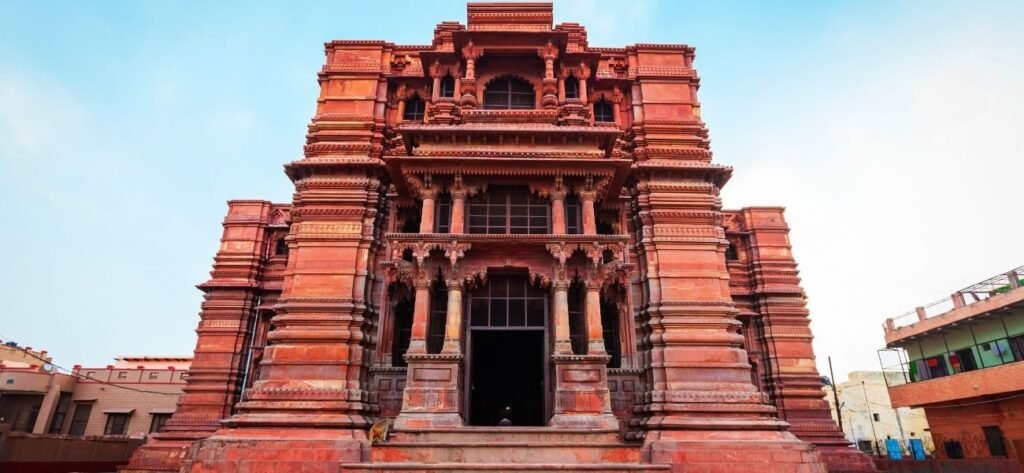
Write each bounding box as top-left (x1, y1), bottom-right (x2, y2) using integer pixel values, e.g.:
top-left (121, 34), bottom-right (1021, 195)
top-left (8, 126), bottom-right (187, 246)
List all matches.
top-left (950, 348), bottom-right (978, 373)
top-left (468, 186), bottom-right (549, 234)
top-left (983, 426), bottom-right (1008, 457)
top-left (391, 298), bottom-right (414, 367)
top-left (48, 392), bottom-right (72, 434)
top-left (469, 275), bottom-right (546, 329)
top-left (564, 74), bottom-right (579, 100)
top-left (596, 218), bottom-right (615, 235)
top-left (565, 193), bottom-right (581, 235)
top-left (104, 413), bottom-right (131, 435)
top-left (872, 413), bottom-right (880, 422)
top-left (601, 300), bottom-right (621, 368)
top-left (68, 403), bottom-right (92, 435)
top-left (427, 281), bottom-right (448, 354)
top-left (1009, 334), bottom-right (1024, 361)
top-left (401, 209), bottom-right (421, 233)
top-left (149, 413), bottom-right (171, 434)
top-left (435, 193), bottom-right (452, 234)
top-left (594, 99), bottom-right (614, 122)
top-left (483, 76), bottom-right (535, 110)
top-left (924, 355), bottom-right (949, 378)
top-left (725, 244), bottom-right (739, 261)
top-left (274, 237), bottom-right (288, 256)
top-left (404, 94), bottom-right (425, 121)
top-left (568, 283), bottom-right (586, 354)
top-left (440, 73), bottom-right (456, 98)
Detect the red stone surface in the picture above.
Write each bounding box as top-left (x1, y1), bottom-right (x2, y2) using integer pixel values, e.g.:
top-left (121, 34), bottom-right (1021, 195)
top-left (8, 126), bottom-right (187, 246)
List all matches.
top-left (122, 3), bottom-right (873, 472)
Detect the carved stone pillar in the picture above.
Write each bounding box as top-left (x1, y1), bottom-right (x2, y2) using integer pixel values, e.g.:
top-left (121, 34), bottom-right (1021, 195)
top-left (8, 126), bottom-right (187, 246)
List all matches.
top-left (550, 180), bottom-right (567, 235)
top-left (450, 187), bottom-right (466, 234)
top-left (419, 187), bottom-right (437, 234)
top-left (442, 278), bottom-right (464, 354)
top-left (552, 279), bottom-right (573, 355)
top-left (406, 274), bottom-right (432, 354)
top-left (584, 279), bottom-right (606, 355)
top-left (580, 190), bottom-right (597, 235)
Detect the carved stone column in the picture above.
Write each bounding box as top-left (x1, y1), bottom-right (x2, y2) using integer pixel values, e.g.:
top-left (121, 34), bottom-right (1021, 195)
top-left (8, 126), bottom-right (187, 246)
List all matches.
top-left (407, 273), bottom-right (432, 354)
top-left (550, 178), bottom-right (567, 235)
top-left (419, 186), bottom-right (437, 234)
top-left (552, 278), bottom-right (573, 355)
top-left (580, 189), bottom-right (597, 235)
top-left (450, 184), bottom-right (466, 234)
top-left (584, 278), bottom-right (607, 355)
top-left (442, 278), bottom-right (464, 354)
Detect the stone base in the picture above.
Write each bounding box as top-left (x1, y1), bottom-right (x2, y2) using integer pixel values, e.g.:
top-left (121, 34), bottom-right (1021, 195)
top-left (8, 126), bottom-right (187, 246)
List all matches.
top-left (818, 446), bottom-right (881, 473)
top-left (393, 411), bottom-right (465, 429)
top-left (179, 427), bottom-right (365, 473)
top-left (393, 353), bottom-right (464, 429)
top-left (118, 436), bottom-right (198, 473)
top-left (646, 430), bottom-right (829, 473)
top-left (550, 412), bottom-right (620, 429)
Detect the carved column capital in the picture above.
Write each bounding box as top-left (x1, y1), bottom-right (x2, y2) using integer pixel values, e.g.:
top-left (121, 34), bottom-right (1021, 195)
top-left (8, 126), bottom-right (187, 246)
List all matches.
top-left (444, 241), bottom-right (471, 268)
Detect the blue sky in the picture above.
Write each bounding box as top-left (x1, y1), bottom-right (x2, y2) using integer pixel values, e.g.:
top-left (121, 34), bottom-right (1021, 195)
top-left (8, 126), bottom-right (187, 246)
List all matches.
top-left (1, 1), bottom-right (1022, 381)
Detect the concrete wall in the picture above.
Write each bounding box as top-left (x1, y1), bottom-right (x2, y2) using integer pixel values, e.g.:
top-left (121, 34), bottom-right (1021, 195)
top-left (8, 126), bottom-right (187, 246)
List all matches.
top-left (825, 371), bottom-right (932, 453)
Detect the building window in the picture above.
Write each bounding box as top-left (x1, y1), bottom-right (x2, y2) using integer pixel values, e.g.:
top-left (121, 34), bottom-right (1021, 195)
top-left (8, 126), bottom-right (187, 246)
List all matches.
top-left (983, 426), bottom-right (1008, 457)
top-left (725, 244), bottom-right (739, 261)
top-left (403, 93), bottom-right (425, 121)
top-left (274, 237), bottom-right (288, 256)
top-left (468, 187), bottom-right (549, 234)
top-left (924, 355), bottom-right (949, 378)
top-left (872, 413), bottom-right (880, 422)
top-left (469, 275), bottom-right (546, 328)
top-left (435, 193), bottom-right (452, 234)
top-left (950, 348), bottom-right (979, 373)
top-left (149, 413), bottom-right (171, 434)
top-left (564, 74), bottom-right (579, 99)
top-left (565, 193), bottom-right (581, 235)
top-left (68, 403), bottom-right (93, 435)
top-left (391, 298), bottom-right (414, 367)
top-left (440, 73), bottom-right (456, 98)
top-left (594, 98), bottom-right (614, 122)
top-left (601, 300), bottom-right (621, 368)
top-left (427, 281), bottom-right (448, 354)
top-left (1008, 334), bottom-right (1024, 361)
top-left (48, 392), bottom-right (72, 434)
top-left (483, 76), bottom-right (535, 110)
top-left (104, 413), bottom-right (131, 435)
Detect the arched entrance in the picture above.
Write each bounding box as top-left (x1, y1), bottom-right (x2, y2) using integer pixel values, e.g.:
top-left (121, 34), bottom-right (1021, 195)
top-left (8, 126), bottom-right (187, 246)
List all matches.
top-left (465, 273), bottom-right (548, 426)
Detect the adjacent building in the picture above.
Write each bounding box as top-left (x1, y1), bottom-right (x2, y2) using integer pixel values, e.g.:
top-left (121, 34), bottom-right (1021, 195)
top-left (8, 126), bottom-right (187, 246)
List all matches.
top-left (882, 266), bottom-right (1024, 465)
top-left (823, 371), bottom-right (932, 455)
top-left (122, 3), bottom-right (875, 472)
top-left (0, 344), bottom-right (189, 438)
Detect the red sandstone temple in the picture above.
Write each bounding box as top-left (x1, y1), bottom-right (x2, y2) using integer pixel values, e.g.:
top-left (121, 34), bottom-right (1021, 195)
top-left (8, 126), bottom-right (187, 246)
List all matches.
top-left (123, 3), bottom-right (876, 472)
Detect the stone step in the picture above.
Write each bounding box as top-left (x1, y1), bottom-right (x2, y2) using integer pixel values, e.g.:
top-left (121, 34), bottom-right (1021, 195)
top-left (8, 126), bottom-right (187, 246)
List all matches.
top-left (371, 441), bottom-right (642, 464)
top-left (387, 426), bottom-right (622, 444)
top-left (341, 462), bottom-right (671, 472)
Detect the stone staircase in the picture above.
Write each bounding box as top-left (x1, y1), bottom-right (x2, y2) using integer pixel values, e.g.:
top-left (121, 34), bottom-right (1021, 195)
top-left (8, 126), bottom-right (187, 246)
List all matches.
top-left (341, 426), bottom-right (671, 472)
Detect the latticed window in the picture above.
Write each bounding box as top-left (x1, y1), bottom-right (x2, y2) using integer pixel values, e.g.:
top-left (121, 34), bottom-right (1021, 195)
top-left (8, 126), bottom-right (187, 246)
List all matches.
top-left (435, 193), bottom-right (452, 233)
top-left (440, 73), bottom-right (456, 98)
top-left (601, 300), bottom-right (621, 368)
top-left (468, 187), bottom-right (549, 234)
top-left (565, 193), bottom-right (581, 235)
top-left (594, 99), bottom-right (614, 123)
top-left (483, 76), bottom-right (535, 110)
top-left (469, 275), bottom-right (546, 328)
top-left (564, 74), bottom-right (579, 99)
top-left (427, 282), bottom-right (448, 354)
top-left (391, 299), bottom-right (414, 366)
top-left (404, 94), bottom-right (425, 121)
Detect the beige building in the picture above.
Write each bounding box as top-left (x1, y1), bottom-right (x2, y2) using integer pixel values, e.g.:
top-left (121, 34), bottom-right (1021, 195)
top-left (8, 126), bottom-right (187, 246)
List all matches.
top-left (823, 371), bottom-right (932, 454)
top-left (0, 343), bottom-right (188, 438)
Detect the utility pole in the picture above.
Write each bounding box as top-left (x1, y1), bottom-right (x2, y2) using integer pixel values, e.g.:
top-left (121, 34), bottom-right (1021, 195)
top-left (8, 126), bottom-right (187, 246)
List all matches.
top-left (828, 356), bottom-right (843, 434)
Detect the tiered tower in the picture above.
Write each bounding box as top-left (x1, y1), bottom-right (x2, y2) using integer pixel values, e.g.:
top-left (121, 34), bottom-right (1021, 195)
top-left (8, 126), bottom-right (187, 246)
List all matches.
top-left (123, 3), bottom-right (875, 472)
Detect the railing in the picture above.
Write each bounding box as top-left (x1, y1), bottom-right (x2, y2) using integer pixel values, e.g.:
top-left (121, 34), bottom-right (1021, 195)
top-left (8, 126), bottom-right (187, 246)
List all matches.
top-left (886, 265), bottom-right (1024, 331)
top-left (878, 332), bottom-right (1024, 387)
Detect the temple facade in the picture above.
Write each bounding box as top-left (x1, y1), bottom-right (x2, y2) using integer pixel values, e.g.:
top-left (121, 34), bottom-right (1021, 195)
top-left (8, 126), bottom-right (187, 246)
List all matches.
top-left (122, 3), bottom-right (875, 472)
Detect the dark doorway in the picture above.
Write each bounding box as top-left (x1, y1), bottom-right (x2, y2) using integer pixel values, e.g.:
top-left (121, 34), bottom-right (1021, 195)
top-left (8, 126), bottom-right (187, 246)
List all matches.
top-left (469, 330), bottom-right (544, 426)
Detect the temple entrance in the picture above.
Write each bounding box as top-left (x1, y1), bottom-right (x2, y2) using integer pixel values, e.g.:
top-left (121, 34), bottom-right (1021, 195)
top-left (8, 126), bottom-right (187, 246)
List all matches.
top-left (465, 274), bottom-right (548, 426)
top-left (469, 330), bottom-right (544, 426)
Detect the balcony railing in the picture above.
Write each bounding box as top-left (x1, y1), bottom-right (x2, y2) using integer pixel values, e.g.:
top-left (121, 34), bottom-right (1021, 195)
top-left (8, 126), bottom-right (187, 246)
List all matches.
top-left (878, 332), bottom-right (1024, 387)
top-left (885, 265), bottom-right (1024, 331)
